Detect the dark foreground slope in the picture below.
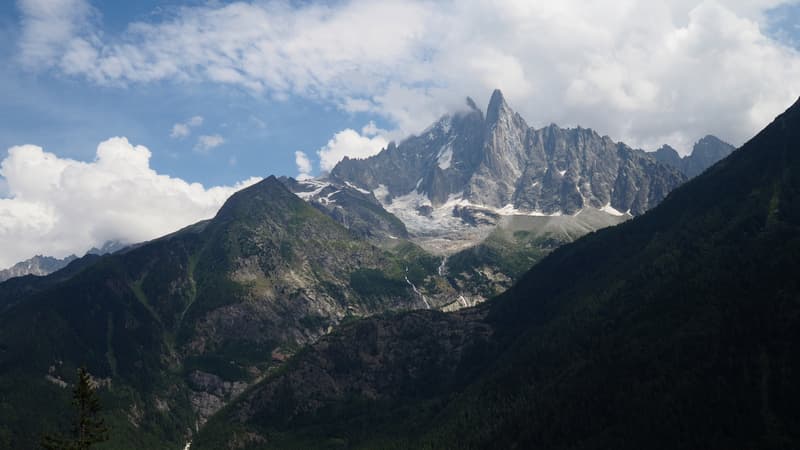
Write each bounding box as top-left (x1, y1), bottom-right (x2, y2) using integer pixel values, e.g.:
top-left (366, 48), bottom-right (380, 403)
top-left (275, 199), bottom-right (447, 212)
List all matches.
top-left (196, 98), bottom-right (800, 449)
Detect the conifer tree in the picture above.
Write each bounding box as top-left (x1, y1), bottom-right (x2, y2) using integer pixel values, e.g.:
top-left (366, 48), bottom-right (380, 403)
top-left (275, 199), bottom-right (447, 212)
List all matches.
top-left (42, 366), bottom-right (109, 450)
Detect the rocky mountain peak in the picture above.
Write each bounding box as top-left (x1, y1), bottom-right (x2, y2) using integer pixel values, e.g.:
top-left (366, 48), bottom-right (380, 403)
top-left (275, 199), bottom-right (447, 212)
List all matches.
top-left (693, 135), bottom-right (732, 158)
top-left (485, 89), bottom-right (510, 126)
top-left (213, 175), bottom-right (301, 225)
top-left (653, 144), bottom-right (682, 167)
top-left (652, 135), bottom-right (734, 178)
top-left (328, 90), bottom-right (736, 239)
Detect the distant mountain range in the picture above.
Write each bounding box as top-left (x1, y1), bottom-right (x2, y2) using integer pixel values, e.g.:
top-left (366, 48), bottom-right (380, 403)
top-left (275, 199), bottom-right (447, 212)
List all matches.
top-left (0, 241), bottom-right (127, 283)
top-left (0, 255), bottom-right (77, 283)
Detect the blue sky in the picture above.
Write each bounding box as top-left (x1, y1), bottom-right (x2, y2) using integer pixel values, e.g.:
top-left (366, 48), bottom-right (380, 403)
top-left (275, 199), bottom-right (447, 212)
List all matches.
top-left (0, 1), bottom-right (387, 187)
top-left (0, 0), bottom-right (799, 267)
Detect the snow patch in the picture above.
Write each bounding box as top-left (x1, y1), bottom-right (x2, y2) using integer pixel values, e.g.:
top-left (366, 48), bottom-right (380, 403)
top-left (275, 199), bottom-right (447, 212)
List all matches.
top-left (496, 203), bottom-right (562, 217)
top-left (294, 179), bottom-right (330, 200)
top-left (377, 190), bottom-right (565, 236)
top-left (558, 169), bottom-right (567, 176)
top-left (343, 181), bottom-right (370, 195)
top-left (437, 144), bottom-right (453, 170)
top-left (317, 189), bottom-right (341, 205)
top-left (600, 203), bottom-right (626, 216)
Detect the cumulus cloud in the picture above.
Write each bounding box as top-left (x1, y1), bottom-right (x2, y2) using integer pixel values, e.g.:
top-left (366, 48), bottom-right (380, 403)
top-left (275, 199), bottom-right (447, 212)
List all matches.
top-left (170, 115), bottom-right (204, 138)
top-left (194, 134), bottom-right (225, 153)
top-left (0, 137), bottom-right (260, 268)
top-left (15, 0), bottom-right (800, 153)
top-left (294, 151), bottom-right (312, 180)
top-left (317, 127), bottom-right (389, 172)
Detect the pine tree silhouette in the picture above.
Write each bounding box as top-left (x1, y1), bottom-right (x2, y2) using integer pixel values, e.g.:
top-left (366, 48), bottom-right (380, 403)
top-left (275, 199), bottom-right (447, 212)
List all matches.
top-left (42, 366), bottom-right (110, 450)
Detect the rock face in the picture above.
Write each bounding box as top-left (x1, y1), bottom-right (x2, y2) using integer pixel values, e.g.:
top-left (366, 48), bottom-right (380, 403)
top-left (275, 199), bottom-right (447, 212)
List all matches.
top-left (279, 177), bottom-right (409, 244)
top-left (0, 255), bottom-right (78, 282)
top-left (0, 241), bottom-right (126, 283)
top-left (331, 89), bottom-right (686, 216)
top-left (652, 135), bottom-right (735, 179)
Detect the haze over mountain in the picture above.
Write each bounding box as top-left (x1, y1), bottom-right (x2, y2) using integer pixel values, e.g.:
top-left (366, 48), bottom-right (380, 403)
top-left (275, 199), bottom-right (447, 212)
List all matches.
top-left (194, 96), bottom-right (800, 450)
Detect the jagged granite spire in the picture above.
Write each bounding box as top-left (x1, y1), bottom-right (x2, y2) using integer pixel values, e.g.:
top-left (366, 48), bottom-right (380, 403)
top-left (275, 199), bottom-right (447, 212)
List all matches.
top-left (485, 89), bottom-right (509, 126)
top-left (330, 89), bottom-right (695, 215)
top-left (467, 89), bottom-right (530, 207)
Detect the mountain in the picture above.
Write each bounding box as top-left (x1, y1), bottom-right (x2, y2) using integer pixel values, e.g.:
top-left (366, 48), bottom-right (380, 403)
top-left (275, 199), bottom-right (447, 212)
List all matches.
top-left (0, 176), bottom-right (462, 449)
top-left (283, 91), bottom-right (734, 307)
top-left (278, 176), bottom-right (409, 244)
top-left (0, 254), bottom-right (78, 282)
top-left (331, 89), bottom-right (685, 220)
top-left (653, 135), bottom-right (735, 178)
top-left (0, 241), bottom-right (127, 283)
top-left (287, 90), bottom-right (725, 304)
top-left (86, 240), bottom-right (128, 256)
top-left (194, 97), bottom-right (800, 449)
top-left (287, 90), bottom-right (694, 302)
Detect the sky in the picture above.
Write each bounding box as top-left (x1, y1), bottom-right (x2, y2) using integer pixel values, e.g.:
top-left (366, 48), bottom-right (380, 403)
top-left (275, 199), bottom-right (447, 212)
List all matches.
top-left (1, 0), bottom-right (800, 267)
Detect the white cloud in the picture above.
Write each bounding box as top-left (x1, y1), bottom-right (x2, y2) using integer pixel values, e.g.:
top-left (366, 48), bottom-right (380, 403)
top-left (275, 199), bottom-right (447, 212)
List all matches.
top-left (294, 151), bottom-right (312, 180)
top-left (17, 0), bottom-right (95, 69)
top-left (15, 0), bottom-right (800, 153)
top-left (0, 137), bottom-right (261, 268)
top-left (170, 115), bottom-right (204, 138)
top-left (361, 120), bottom-right (387, 137)
top-left (317, 128), bottom-right (388, 172)
top-left (194, 134), bottom-right (225, 153)
top-left (170, 123), bottom-right (190, 139)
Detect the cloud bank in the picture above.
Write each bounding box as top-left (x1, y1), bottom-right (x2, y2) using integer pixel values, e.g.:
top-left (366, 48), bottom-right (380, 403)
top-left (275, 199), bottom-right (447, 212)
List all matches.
top-left (0, 137), bottom-right (260, 268)
top-left (16, 0), bottom-right (800, 157)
